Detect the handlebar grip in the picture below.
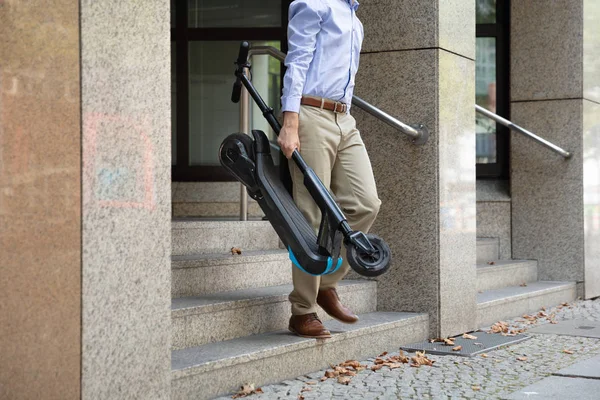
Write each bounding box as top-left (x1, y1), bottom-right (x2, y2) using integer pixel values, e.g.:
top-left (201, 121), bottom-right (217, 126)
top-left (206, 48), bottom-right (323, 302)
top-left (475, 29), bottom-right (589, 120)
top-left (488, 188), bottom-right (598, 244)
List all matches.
top-left (231, 79), bottom-right (243, 103)
top-left (236, 41), bottom-right (250, 65)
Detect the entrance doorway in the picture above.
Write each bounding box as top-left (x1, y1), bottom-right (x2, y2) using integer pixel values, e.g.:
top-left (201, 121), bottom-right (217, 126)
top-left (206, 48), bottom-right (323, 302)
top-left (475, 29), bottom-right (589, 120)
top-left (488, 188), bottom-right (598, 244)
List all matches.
top-left (171, 0), bottom-right (291, 182)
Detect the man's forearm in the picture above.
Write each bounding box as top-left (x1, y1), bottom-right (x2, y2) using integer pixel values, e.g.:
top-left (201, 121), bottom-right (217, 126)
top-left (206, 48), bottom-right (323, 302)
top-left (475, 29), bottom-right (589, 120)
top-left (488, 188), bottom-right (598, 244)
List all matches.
top-left (283, 112), bottom-right (299, 128)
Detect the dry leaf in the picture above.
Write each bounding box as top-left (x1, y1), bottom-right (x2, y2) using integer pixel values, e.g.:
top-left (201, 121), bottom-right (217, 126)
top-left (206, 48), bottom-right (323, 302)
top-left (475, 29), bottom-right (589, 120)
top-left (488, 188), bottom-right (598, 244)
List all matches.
top-left (452, 346), bottom-right (462, 351)
top-left (298, 396), bottom-right (304, 400)
top-left (324, 370), bottom-right (337, 379)
top-left (520, 282), bottom-right (528, 287)
top-left (410, 351), bottom-right (434, 367)
top-left (386, 363), bottom-right (404, 369)
top-left (371, 364), bottom-right (384, 371)
top-left (487, 261), bottom-right (496, 265)
top-left (541, 306), bottom-right (546, 311)
top-left (443, 338), bottom-right (456, 346)
top-left (563, 349), bottom-right (574, 355)
top-left (462, 333), bottom-right (478, 340)
top-left (378, 351), bottom-right (388, 357)
top-left (340, 360), bottom-right (362, 369)
top-left (481, 353), bottom-right (488, 358)
top-left (374, 358), bottom-right (386, 365)
top-left (472, 386), bottom-right (481, 391)
top-left (337, 376), bottom-right (351, 385)
top-left (232, 383), bottom-right (261, 398)
top-left (231, 247), bottom-right (242, 255)
top-left (516, 356), bottom-right (528, 361)
top-left (306, 381), bottom-right (317, 385)
top-left (300, 387), bottom-right (311, 393)
top-left (550, 320), bottom-right (559, 324)
top-left (320, 377), bottom-right (328, 382)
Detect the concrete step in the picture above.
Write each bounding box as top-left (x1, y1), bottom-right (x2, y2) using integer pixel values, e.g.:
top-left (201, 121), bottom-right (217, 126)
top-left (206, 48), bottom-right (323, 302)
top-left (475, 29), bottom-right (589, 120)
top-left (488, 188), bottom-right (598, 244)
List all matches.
top-left (477, 237), bottom-right (500, 263)
top-left (172, 201), bottom-right (264, 219)
top-left (477, 281), bottom-right (577, 327)
top-left (171, 280), bottom-right (377, 350)
top-left (171, 249), bottom-right (292, 297)
top-left (172, 220), bottom-right (280, 256)
top-left (171, 311), bottom-right (428, 400)
top-left (476, 260), bottom-right (538, 292)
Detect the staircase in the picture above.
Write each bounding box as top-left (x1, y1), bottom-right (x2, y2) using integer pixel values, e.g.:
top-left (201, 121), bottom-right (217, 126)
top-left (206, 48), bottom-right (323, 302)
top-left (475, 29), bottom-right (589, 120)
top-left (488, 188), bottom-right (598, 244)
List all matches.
top-left (475, 237), bottom-right (576, 327)
top-left (170, 219), bottom-right (429, 400)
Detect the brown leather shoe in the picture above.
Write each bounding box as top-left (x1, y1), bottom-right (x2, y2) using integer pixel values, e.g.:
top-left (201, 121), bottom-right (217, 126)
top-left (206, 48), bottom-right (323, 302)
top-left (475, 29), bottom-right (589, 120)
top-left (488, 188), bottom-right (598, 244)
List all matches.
top-left (317, 288), bottom-right (359, 324)
top-left (289, 313), bottom-right (332, 339)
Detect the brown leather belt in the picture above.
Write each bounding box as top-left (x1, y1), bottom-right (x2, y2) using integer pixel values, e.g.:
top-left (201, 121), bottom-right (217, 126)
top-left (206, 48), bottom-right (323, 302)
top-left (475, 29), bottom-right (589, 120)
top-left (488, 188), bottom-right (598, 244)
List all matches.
top-left (301, 96), bottom-right (348, 114)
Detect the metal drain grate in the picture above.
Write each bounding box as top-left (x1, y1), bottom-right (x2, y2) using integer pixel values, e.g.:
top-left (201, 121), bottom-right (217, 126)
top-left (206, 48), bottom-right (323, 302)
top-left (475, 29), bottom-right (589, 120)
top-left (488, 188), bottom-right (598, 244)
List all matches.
top-left (400, 331), bottom-right (530, 357)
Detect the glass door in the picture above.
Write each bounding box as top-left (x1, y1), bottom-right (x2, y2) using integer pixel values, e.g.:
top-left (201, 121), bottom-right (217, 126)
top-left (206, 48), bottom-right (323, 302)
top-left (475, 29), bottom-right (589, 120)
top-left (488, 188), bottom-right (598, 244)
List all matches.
top-left (171, 0), bottom-right (291, 181)
top-left (476, 0), bottom-right (510, 178)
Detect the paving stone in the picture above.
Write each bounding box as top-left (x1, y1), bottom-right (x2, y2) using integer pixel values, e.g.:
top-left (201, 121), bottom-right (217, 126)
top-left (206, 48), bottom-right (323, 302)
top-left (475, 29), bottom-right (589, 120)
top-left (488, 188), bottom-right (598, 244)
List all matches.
top-left (252, 299), bottom-right (600, 400)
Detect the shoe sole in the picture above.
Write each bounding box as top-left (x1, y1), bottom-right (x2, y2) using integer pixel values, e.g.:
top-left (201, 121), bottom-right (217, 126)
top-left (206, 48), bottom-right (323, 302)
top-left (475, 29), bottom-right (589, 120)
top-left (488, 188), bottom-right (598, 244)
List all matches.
top-left (288, 326), bottom-right (332, 339)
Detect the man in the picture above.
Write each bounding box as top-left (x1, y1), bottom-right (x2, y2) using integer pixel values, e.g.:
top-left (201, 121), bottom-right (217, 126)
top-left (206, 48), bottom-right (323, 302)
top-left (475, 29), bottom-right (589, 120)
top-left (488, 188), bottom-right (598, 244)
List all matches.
top-left (279, 0), bottom-right (381, 339)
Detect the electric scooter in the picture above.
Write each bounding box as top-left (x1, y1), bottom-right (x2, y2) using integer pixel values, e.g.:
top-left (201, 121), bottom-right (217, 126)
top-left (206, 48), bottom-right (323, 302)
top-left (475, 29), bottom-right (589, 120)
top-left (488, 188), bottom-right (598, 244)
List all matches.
top-left (219, 41), bottom-right (390, 277)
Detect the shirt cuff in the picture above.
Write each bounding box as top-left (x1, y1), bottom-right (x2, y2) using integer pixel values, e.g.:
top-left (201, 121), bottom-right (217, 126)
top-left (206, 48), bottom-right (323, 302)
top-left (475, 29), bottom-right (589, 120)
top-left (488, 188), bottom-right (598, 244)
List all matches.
top-left (281, 96), bottom-right (302, 114)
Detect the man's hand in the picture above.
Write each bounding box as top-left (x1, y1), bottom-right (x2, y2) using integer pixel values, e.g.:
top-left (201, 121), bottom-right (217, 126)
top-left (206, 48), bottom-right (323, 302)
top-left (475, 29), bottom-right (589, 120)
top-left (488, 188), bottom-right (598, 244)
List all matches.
top-left (278, 112), bottom-right (301, 159)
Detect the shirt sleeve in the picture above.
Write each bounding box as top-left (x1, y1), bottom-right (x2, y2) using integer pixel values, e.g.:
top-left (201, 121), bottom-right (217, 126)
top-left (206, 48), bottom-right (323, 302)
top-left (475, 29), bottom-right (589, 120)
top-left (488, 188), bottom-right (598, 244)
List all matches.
top-left (281, 0), bottom-right (325, 113)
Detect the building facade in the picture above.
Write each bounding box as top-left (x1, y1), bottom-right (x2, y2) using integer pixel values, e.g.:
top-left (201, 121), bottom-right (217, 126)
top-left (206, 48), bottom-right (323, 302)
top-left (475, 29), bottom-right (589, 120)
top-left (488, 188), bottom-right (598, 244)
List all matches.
top-left (1, 0), bottom-right (599, 399)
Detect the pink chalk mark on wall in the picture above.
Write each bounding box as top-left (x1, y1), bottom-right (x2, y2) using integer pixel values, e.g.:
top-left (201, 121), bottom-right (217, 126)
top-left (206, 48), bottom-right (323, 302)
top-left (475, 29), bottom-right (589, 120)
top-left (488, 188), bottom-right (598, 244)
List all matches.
top-left (83, 113), bottom-right (155, 210)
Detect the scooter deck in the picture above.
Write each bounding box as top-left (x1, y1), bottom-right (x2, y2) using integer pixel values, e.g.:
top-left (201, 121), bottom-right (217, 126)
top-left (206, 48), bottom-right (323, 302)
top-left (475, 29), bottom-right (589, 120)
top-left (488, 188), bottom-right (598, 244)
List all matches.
top-left (251, 130), bottom-right (342, 276)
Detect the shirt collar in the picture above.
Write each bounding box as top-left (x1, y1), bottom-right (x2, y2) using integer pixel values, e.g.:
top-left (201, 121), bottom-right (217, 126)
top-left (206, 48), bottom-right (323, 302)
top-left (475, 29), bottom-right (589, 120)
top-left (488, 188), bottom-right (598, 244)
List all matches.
top-left (345, 0), bottom-right (360, 11)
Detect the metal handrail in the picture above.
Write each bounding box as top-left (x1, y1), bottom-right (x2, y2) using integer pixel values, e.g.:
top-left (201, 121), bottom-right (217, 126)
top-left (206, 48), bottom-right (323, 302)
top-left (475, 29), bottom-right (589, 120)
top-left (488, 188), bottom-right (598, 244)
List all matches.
top-left (475, 105), bottom-right (572, 159)
top-left (238, 45), bottom-right (429, 220)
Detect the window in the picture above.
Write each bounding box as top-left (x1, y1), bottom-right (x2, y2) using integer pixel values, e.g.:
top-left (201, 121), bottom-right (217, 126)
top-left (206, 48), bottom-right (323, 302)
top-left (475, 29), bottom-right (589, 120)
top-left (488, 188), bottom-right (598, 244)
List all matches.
top-left (476, 0), bottom-right (510, 178)
top-left (171, 0), bottom-right (291, 181)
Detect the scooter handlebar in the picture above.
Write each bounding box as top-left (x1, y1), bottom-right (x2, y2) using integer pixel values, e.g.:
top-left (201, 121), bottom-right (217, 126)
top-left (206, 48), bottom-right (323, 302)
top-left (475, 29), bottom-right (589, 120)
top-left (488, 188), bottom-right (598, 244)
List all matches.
top-left (231, 42), bottom-right (250, 104)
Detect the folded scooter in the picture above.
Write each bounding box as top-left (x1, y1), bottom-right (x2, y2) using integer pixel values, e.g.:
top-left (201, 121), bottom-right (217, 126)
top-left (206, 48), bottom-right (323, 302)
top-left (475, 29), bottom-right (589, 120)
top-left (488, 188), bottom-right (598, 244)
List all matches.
top-left (219, 41), bottom-right (390, 277)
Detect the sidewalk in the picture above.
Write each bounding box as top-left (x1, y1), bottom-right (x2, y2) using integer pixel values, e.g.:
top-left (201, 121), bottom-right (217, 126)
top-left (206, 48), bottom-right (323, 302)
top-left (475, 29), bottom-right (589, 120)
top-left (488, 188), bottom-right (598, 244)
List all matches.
top-left (219, 298), bottom-right (600, 400)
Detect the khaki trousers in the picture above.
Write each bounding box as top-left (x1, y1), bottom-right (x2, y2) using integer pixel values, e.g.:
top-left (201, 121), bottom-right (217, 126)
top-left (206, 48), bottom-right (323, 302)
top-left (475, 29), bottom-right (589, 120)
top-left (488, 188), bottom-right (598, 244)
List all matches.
top-left (288, 104), bottom-right (381, 316)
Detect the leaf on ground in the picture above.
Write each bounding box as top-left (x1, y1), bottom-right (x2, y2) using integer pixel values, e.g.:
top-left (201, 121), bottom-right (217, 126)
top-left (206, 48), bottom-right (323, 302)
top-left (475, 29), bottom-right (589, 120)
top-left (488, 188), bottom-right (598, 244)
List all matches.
top-left (306, 381), bottom-right (317, 385)
top-left (386, 363), bottom-right (404, 369)
top-left (337, 376), bottom-right (351, 385)
top-left (516, 356), bottom-right (528, 361)
top-left (563, 349), bottom-right (574, 354)
top-left (378, 351), bottom-right (388, 357)
top-left (481, 353), bottom-right (489, 358)
top-left (231, 247), bottom-right (242, 255)
top-left (232, 383), bottom-right (262, 398)
top-left (320, 377), bottom-right (328, 382)
top-left (520, 282), bottom-right (528, 287)
top-left (443, 338), bottom-right (456, 346)
top-left (462, 333), bottom-right (478, 340)
top-left (472, 386), bottom-right (481, 391)
top-left (550, 320), bottom-right (559, 324)
top-left (410, 351), bottom-right (434, 367)
top-left (300, 387), bottom-right (311, 393)
top-left (371, 364), bottom-right (384, 371)
top-left (298, 396), bottom-right (304, 400)
top-left (340, 360), bottom-right (362, 369)
top-left (324, 370), bottom-right (337, 379)
top-left (487, 261), bottom-right (496, 265)
top-left (452, 346), bottom-right (462, 351)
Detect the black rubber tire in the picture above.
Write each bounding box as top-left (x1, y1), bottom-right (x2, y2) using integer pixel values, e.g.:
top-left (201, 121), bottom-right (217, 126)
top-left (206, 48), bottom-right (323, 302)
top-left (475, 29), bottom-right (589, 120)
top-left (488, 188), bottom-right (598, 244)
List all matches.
top-left (347, 234), bottom-right (391, 277)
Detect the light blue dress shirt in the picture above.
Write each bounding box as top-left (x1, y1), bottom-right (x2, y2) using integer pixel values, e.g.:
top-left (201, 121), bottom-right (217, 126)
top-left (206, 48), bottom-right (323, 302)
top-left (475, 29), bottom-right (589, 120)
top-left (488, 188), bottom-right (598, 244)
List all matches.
top-left (281, 0), bottom-right (363, 114)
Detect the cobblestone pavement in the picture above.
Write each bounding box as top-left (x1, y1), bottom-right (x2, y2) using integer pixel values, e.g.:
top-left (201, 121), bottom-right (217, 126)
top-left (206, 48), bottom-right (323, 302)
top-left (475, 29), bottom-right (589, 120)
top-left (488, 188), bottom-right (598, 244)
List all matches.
top-left (218, 298), bottom-right (600, 400)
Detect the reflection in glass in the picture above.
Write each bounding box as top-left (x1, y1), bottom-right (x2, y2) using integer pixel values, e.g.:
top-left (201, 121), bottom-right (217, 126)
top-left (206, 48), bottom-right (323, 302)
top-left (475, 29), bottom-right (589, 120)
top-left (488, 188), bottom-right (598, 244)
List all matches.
top-left (171, 42), bottom-right (177, 165)
top-left (476, 0), bottom-right (496, 24)
top-left (476, 37), bottom-right (497, 164)
top-left (188, 41), bottom-right (281, 166)
top-left (188, 0), bottom-right (281, 28)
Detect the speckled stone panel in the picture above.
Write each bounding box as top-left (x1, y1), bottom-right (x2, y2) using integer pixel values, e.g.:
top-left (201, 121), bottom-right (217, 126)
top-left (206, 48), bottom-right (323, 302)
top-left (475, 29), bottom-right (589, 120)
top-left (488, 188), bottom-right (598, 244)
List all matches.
top-left (511, 1), bottom-right (584, 101)
top-left (359, 0), bottom-right (474, 59)
top-left (438, 50), bottom-right (477, 336)
top-left (511, 100), bottom-right (584, 283)
top-left (477, 201), bottom-right (512, 260)
top-left (584, 0), bottom-right (600, 104)
top-left (359, 0), bottom-right (437, 53)
top-left (438, 0), bottom-right (476, 60)
top-left (80, 1), bottom-right (171, 398)
top-left (0, 1), bottom-right (81, 399)
top-left (353, 49), bottom-right (476, 337)
top-left (584, 100), bottom-right (600, 298)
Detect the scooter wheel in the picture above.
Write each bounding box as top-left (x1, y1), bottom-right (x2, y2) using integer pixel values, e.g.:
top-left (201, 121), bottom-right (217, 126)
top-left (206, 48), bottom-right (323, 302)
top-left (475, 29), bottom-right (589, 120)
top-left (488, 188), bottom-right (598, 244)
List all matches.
top-left (347, 234), bottom-right (391, 277)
